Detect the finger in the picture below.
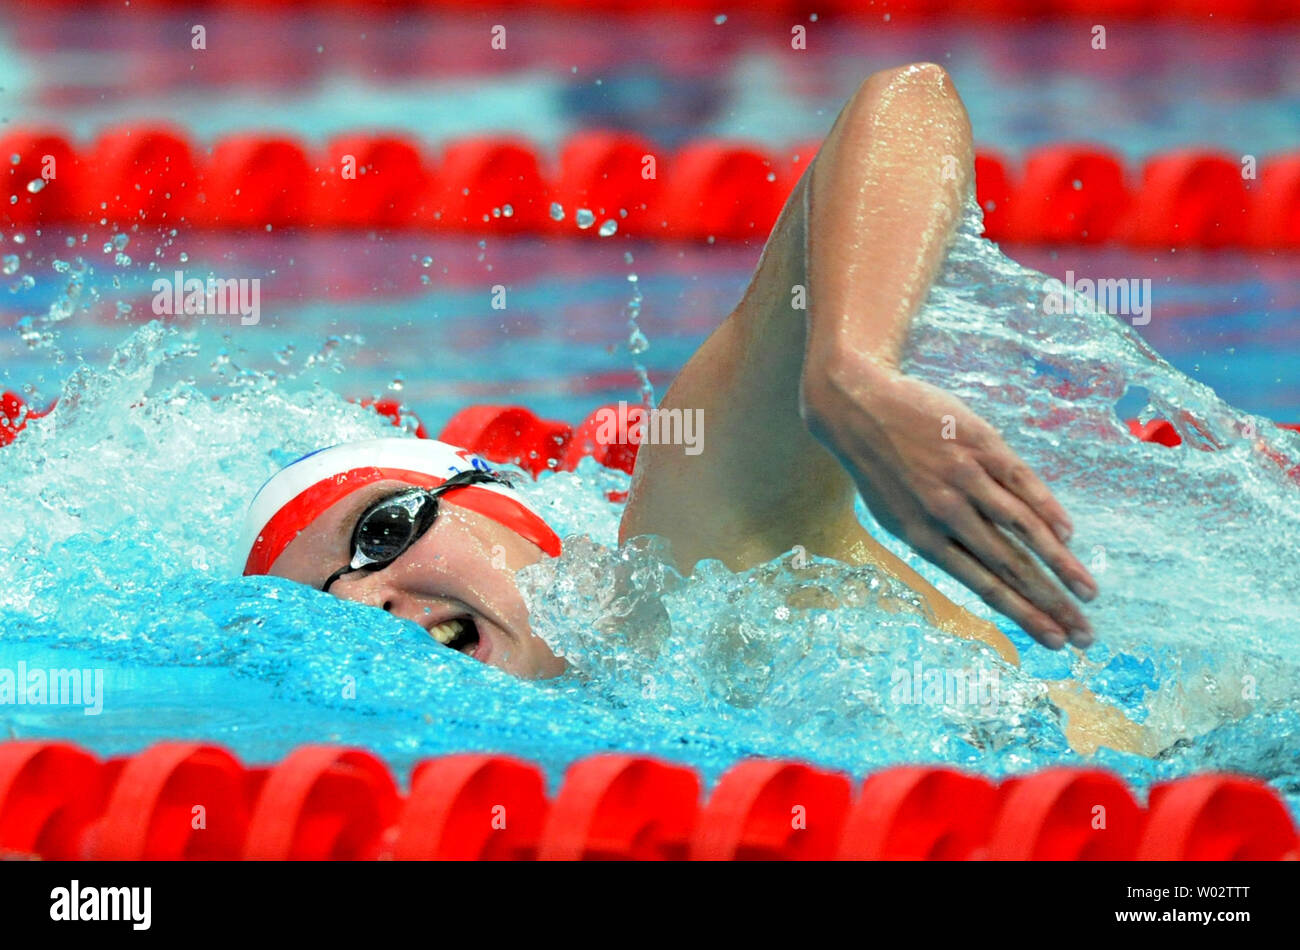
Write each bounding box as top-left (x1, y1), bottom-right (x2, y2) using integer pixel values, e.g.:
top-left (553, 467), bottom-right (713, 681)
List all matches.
top-left (967, 472), bottom-right (1098, 603)
top-left (939, 499), bottom-right (1093, 644)
top-left (980, 441), bottom-right (1075, 543)
top-left (911, 527), bottom-right (1069, 649)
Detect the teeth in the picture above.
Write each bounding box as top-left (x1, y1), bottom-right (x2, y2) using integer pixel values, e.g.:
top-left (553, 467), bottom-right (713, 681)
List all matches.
top-left (428, 619), bottom-right (463, 645)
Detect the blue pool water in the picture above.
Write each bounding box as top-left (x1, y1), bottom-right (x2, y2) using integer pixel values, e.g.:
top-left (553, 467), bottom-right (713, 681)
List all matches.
top-left (2, 197), bottom-right (1298, 810)
top-left (1, 7), bottom-right (1298, 807)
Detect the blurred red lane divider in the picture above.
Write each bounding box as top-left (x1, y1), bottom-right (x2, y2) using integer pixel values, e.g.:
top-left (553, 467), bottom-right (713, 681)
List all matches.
top-left (23, 1), bottom-right (1300, 22)
top-left (2, 741), bottom-right (1296, 861)
top-left (3, 127), bottom-right (1297, 247)
top-left (6, 393), bottom-right (1299, 486)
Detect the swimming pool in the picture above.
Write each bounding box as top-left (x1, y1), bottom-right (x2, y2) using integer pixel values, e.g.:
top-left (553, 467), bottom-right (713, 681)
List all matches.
top-left (2, 2), bottom-right (1299, 844)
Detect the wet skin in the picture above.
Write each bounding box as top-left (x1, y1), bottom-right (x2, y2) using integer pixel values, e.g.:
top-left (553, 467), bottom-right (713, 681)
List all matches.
top-left (266, 64), bottom-right (1149, 755)
top-left (269, 478), bottom-right (564, 679)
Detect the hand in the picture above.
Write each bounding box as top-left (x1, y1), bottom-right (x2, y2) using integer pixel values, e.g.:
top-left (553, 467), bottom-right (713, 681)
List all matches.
top-left (801, 356), bottom-right (1098, 649)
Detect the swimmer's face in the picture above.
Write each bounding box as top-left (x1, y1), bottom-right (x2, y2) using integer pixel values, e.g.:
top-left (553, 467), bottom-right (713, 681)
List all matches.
top-left (267, 479), bottom-right (566, 679)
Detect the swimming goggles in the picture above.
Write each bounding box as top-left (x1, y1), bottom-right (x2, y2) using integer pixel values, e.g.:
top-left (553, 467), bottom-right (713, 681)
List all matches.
top-left (321, 468), bottom-right (508, 592)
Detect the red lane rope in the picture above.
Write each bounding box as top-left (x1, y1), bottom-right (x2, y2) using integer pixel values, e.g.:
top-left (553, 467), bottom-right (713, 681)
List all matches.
top-left (3, 128), bottom-right (1296, 248)
top-left (1, 741), bottom-right (1295, 860)
top-left (29, 2), bottom-right (1300, 22)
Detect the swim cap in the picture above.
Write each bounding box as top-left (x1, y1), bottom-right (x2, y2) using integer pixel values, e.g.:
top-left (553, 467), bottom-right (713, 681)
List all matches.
top-left (239, 437), bottom-right (562, 575)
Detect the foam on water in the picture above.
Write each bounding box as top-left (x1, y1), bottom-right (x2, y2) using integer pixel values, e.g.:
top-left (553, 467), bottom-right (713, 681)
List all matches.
top-left (1, 198), bottom-right (1297, 803)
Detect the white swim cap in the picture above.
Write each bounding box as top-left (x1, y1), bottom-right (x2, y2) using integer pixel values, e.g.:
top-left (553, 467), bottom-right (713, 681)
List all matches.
top-left (239, 437), bottom-right (561, 575)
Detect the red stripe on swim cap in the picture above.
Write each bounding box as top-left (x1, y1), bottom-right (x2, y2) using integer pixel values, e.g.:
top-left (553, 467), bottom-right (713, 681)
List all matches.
top-left (242, 466), bottom-right (561, 576)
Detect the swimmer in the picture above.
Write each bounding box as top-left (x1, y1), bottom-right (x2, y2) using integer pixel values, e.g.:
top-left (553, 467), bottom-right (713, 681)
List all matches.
top-left (241, 64), bottom-right (1148, 756)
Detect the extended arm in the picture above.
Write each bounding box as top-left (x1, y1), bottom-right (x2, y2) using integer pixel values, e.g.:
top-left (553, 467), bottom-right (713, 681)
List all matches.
top-left (621, 64), bottom-right (1098, 651)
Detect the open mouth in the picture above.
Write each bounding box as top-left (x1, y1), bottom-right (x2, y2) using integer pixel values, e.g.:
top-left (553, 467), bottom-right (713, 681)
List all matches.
top-left (428, 616), bottom-right (481, 658)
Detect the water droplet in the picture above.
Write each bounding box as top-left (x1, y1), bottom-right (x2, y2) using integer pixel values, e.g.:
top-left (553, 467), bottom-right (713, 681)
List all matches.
top-left (178, 252), bottom-right (189, 263)
top-left (26, 179), bottom-right (45, 194)
top-left (599, 219), bottom-right (618, 237)
top-left (2, 254), bottom-right (19, 275)
top-left (113, 233), bottom-right (129, 251)
top-left (52, 259), bottom-right (69, 274)
top-left (8, 154), bottom-right (19, 165)
top-left (576, 208), bottom-right (596, 229)
top-left (624, 251), bottom-right (634, 264)
top-left (766, 172), bottom-right (776, 182)
top-left (714, 14), bottom-right (727, 25)
top-left (1072, 179), bottom-right (1083, 190)
top-left (502, 204), bottom-right (513, 218)
top-left (549, 201), bottom-right (565, 221)
top-left (420, 255), bottom-right (433, 268)
top-left (116, 301), bottom-right (132, 316)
